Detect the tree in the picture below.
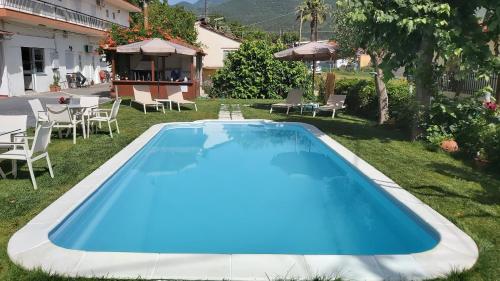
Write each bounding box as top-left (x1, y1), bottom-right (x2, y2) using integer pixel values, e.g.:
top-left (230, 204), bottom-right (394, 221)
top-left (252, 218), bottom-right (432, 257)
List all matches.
top-left (296, 0), bottom-right (331, 42)
top-left (333, 4), bottom-right (390, 124)
top-left (211, 41), bottom-right (310, 99)
top-left (130, 0), bottom-right (197, 43)
top-left (338, 0), bottom-right (498, 139)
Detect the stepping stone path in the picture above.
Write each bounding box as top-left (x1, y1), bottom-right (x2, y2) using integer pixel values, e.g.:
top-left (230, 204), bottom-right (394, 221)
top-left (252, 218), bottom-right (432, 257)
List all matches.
top-left (218, 104), bottom-right (244, 120)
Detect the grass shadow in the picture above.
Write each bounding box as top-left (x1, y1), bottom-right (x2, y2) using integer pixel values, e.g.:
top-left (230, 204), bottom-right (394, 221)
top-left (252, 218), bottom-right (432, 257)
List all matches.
top-left (247, 103), bottom-right (408, 142)
top-left (428, 162), bottom-right (500, 206)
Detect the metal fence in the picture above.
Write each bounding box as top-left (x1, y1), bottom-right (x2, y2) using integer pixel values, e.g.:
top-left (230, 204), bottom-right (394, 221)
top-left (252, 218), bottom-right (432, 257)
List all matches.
top-left (0, 0), bottom-right (122, 31)
top-left (438, 72), bottom-right (498, 95)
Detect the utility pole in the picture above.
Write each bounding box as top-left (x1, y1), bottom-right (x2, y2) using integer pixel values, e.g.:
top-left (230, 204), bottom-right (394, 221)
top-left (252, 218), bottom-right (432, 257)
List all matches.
top-left (299, 9), bottom-right (303, 43)
top-left (204, 0), bottom-right (208, 19)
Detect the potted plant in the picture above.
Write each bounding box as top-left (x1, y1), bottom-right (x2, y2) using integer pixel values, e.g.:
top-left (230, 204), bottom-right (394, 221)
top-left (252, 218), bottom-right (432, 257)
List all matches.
top-left (440, 138), bottom-right (459, 153)
top-left (50, 73), bottom-right (61, 92)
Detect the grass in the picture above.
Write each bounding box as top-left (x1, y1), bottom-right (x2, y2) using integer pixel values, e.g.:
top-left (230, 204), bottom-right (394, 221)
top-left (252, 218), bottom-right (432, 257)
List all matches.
top-left (331, 70), bottom-right (372, 80)
top-left (0, 99), bottom-right (220, 281)
top-left (0, 98), bottom-right (498, 281)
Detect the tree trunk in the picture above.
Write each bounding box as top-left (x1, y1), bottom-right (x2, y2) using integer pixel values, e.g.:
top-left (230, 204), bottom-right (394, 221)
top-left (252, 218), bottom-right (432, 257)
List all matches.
top-left (143, 1), bottom-right (149, 29)
top-left (411, 29), bottom-right (435, 140)
top-left (314, 14), bottom-right (318, 41)
top-left (369, 52), bottom-right (389, 125)
top-left (310, 22), bottom-right (314, 42)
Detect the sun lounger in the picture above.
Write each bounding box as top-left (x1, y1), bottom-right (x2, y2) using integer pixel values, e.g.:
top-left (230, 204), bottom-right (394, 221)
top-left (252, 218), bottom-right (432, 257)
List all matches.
top-left (270, 89), bottom-right (304, 115)
top-left (166, 86), bottom-right (197, 112)
top-left (132, 85), bottom-right (165, 114)
top-left (313, 94), bottom-right (347, 118)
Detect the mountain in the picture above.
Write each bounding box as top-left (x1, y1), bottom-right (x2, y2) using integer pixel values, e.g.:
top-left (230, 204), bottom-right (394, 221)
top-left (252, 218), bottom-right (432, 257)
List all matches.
top-left (176, 0), bottom-right (229, 13)
top-left (177, 0), bottom-right (335, 40)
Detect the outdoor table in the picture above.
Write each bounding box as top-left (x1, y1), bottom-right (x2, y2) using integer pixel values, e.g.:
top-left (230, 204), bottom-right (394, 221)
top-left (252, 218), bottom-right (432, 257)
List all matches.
top-left (302, 103), bottom-right (319, 114)
top-left (155, 99), bottom-right (173, 111)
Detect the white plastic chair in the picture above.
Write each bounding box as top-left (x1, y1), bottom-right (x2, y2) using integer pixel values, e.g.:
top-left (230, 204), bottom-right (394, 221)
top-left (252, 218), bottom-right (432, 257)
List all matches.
top-left (28, 99), bottom-right (48, 128)
top-left (166, 86), bottom-right (198, 112)
top-left (80, 96), bottom-right (100, 118)
top-left (0, 115), bottom-right (27, 179)
top-left (87, 99), bottom-right (122, 138)
top-left (0, 122), bottom-right (54, 190)
top-left (47, 104), bottom-right (86, 144)
top-left (132, 85), bottom-right (165, 114)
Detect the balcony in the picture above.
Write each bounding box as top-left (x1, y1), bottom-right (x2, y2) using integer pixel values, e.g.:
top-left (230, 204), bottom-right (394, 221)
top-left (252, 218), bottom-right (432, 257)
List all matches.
top-left (0, 0), bottom-right (124, 31)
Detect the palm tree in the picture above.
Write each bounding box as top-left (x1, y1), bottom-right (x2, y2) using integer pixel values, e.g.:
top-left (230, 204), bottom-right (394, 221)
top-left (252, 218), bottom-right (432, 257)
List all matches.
top-left (296, 0), bottom-right (331, 42)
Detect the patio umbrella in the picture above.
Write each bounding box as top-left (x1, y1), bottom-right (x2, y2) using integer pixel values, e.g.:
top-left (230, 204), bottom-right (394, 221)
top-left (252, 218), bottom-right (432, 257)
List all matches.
top-left (274, 41), bottom-right (337, 95)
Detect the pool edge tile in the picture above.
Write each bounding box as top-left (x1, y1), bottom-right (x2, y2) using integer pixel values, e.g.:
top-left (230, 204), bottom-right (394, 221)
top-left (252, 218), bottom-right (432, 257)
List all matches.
top-left (231, 254), bottom-right (311, 281)
top-left (152, 254), bottom-right (231, 280)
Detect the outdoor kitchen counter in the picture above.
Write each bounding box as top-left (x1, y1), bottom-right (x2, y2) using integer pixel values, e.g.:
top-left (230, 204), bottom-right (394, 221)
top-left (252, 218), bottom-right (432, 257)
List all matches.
top-left (112, 80), bottom-right (198, 100)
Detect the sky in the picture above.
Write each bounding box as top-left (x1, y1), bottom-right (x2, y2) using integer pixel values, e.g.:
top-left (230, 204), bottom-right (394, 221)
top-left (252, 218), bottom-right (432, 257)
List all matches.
top-left (168, 0), bottom-right (197, 4)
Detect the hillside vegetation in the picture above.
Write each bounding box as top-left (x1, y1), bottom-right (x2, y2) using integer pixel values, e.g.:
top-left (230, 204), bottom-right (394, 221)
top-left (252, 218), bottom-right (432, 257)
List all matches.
top-left (177, 0), bottom-right (335, 39)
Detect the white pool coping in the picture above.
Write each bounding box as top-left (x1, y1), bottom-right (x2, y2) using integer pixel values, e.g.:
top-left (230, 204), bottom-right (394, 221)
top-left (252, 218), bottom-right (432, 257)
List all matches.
top-left (8, 120), bottom-right (478, 281)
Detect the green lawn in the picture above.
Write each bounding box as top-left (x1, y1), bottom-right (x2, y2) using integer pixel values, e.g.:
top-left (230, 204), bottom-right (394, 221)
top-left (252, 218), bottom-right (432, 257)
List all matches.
top-left (332, 70), bottom-right (372, 80)
top-left (0, 99), bottom-right (498, 281)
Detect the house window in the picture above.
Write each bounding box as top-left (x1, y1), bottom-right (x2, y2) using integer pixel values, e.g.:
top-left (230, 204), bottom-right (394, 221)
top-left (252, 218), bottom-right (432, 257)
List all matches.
top-left (112, 12), bottom-right (116, 20)
top-left (106, 9), bottom-right (109, 17)
top-left (223, 50), bottom-right (234, 60)
top-left (21, 47), bottom-right (45, 73)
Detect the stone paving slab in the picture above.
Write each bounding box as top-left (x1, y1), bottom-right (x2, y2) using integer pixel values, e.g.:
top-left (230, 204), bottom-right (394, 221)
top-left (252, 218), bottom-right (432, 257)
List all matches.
top-left (218, 104), bottom-right (244, 120)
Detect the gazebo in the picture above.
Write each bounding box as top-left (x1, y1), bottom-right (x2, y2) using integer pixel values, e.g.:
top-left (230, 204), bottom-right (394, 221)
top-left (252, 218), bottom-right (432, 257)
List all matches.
top-left (109, 38), bottom-right (205, 100)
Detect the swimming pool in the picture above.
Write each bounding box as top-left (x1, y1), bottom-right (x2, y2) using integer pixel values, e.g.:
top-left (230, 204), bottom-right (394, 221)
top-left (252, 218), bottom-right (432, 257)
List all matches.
top-left (9, 121), bottom-right (478, 280)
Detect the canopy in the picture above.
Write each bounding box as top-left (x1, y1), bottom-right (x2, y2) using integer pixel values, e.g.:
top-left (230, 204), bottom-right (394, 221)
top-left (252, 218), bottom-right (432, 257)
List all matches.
top-left (274, 41), bottom-right (337, 94)
top-left (116, 38), bottom-right (197, 56)
top-left (274, 41), bottom-right (337, 61)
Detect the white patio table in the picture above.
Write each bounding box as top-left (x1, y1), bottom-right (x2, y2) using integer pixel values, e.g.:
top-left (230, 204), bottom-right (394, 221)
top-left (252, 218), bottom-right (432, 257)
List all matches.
top-left (69, 104), bottom-right (98, 138)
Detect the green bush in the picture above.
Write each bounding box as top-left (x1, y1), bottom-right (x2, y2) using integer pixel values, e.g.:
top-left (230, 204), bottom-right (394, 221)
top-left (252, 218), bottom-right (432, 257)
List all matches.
top-left (426, 94), bottom-right (500, 165)
top-left (210, 41), bottom-right (311, 99)
top-left (334, 78), bottom-right (414, 129)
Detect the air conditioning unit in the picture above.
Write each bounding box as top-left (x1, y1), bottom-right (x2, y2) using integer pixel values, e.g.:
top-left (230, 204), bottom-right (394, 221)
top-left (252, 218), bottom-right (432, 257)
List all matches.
top-left (84, 45), bottom-right (94, 53)
top-left (96, 0), bottom-right (105, 7)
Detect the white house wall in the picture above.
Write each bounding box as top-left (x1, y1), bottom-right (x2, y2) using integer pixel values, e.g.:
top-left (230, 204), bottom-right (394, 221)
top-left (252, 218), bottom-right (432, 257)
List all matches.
top-left (195, 23), bottom-right (240, 69)
top-left (0, 22), bottom-right (108, 96)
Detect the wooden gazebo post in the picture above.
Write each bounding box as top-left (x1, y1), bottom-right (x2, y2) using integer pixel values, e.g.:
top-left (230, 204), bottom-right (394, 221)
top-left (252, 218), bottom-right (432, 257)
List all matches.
top-left (151, 58), bottom-right (155, 81)
top-left (111, 52), bottom-right (118, 97)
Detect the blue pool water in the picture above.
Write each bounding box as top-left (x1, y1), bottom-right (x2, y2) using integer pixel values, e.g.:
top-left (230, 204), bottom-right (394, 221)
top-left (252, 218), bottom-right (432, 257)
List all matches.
top-left (50, 122), bottom-right (439, 255)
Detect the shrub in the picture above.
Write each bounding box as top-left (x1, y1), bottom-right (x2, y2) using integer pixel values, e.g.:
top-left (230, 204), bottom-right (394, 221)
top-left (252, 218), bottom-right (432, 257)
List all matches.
top-left (210, 41), bottom-right (311, 99)
top-left (334, 78), bottom-right (414, 129)
top-left (426, 94), bottom-right (500, 165)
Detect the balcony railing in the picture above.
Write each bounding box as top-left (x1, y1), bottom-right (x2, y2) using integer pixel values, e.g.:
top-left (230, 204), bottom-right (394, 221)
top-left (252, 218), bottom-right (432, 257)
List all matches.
top-left (0, 0), bottom-right (124, 31)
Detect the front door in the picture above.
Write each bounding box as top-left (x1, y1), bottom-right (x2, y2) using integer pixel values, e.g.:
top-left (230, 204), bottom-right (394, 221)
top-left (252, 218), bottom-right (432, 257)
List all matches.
top-left (21, 47), bottom-right (44, 91)
top-left (21, 47), bottom-right (33, 90)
